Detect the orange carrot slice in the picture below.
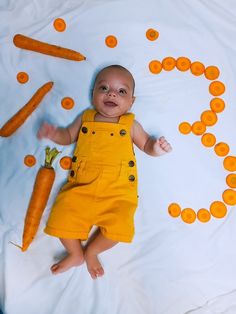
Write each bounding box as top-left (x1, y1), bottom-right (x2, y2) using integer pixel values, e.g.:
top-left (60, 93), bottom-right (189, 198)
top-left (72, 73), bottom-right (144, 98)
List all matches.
top-left (176, 57), bottom-right (191, 72)
top-left (197, 208), bottom-right (211, 223)
top-left (17, 72), bottom-right (29, 84)
top-left (214, 142), bottom-right (230, 157)
top-left (209, 81), bottom-right (225, 96)
top-left (53, 18), bottom-right (66, 32)
top-left (223, 156), bottom-right (236, 172)
top-left (61, 97), bottom-right (75, 110)
top-left (146, 28), bottom-right (159, 41)
top-left (200, 110), bottom-right (217, 126)
top-left (210, 201), bottom-right (227, 218)
top-left (105, 35), bottom-right (118, 48)
top-left (149, 60), bottom-right (162, 74)
top-left (60, 156), bottom-right (72, 170)
top-left (210, 98), bottom-right (225, 113)
top-left (24, 155), bottom-right (36, 167)
top-left (222, 189), bottom-right (236, 205)
top-left (162, 57), bottom-right (176, 71)
top-left (168, 203), bottom-right (181, 217)
top-left (204, 66), bottom-right (220, 80)
top-left (178, 122), bottom-right (192, 135)
top-left (13, 34), bottom-right (85, 61)
top-left (190, 61), bottom-right (205, 76)
top-left (181, 208), bottom-right (196, 224)
top-left (226, 174), bottom-right (236, 188)
top-left (191, 121), bottom-right (206, 135)
top-left (201, 133), bottom-right (216, 147)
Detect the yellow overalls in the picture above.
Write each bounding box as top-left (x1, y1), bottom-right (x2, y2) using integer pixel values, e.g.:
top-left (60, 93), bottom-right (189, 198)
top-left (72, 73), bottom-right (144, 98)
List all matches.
top-left (44, 109), bottom-right (138, 242)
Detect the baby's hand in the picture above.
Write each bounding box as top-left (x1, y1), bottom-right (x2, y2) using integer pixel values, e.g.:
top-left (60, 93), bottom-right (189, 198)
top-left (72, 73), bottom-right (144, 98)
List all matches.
top-left (154, 136), bottom-right (172, 156)
top-left (37, 122), bottom-right (57, 140)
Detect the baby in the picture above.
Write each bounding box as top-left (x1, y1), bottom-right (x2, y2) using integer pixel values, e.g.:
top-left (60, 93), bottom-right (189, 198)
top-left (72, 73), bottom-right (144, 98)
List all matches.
top-left (38, 64), bottom-right (172, 279)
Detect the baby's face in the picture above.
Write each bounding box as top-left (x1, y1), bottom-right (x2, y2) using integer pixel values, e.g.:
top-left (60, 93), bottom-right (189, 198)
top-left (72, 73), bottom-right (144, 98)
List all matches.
top-left (92, 67), bottom-right (135, 118)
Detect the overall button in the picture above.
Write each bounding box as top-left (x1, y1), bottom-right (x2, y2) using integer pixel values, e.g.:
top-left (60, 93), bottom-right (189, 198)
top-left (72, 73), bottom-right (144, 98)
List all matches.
top-left (120, 129), bottom-right (126, 136)
top-left (128, 160), bottom-right (135, 167)
top-left (72, 156), bottom-right (77, 162)
top-left (128, 175), bottom-right (135, 182)
top-left (70, 170), bottom-right (75, 177)
top-left (82, 127), bottom-right (88, 134)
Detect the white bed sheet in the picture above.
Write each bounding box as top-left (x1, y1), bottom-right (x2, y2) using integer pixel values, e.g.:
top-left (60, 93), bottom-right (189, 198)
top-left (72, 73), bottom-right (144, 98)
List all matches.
top-left (1, 0), bottom-right (236, 313)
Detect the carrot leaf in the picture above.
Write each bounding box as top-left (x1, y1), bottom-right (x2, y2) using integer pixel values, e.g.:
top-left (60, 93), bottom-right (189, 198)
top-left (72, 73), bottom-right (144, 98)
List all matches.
top-left (44, 146), bottom-right (61, 168)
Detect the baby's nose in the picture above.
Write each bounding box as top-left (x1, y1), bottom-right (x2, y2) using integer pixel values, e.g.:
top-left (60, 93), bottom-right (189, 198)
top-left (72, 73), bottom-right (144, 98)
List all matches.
top-left (108, 89), bottom-right (116, 97)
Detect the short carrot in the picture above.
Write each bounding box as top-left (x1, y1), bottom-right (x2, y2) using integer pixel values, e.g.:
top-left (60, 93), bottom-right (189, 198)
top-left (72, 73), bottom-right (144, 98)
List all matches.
top-left (0, 81), bottom-right (53, 137)
top-left (21, 147), bottom-right (60, 251)
top-left (13, 34), bottom-right (86, 61)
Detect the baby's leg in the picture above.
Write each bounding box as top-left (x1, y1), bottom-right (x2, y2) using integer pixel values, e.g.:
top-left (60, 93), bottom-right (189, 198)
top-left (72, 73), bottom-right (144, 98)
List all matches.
top-left (51, 238), bottom-right (84, 275)
top-left (85, 231), bottom-right (118, 279)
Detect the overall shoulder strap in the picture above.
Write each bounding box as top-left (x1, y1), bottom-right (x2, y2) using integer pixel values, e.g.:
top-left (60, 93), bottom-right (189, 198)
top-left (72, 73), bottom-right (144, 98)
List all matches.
top-left (81, 109), bottom-right (97, 122)
top-left (119, 113), bottom-right (135, 129)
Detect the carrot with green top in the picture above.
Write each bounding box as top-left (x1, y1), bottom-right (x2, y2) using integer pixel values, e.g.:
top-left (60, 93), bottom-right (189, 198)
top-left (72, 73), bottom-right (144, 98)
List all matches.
top-left (20, 147), bottom-right (60, 251)
top-left (13, 34), bottom-right (86, 61)
top-left (0, 81), bottom-right (53, 137)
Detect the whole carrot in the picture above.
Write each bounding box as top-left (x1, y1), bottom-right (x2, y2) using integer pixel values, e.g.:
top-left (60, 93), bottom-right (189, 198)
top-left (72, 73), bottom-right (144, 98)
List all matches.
top-left (13, 34), bottom-right (86, 61)
top-left (0, 81), bottom-right (53, 137)
top-left (21, 147), bottom-right (60, 251)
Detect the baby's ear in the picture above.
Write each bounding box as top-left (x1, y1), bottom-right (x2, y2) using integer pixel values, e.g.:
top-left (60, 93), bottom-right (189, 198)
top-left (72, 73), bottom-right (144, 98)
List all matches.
top-left (131, 96), bottom-right (136, 105)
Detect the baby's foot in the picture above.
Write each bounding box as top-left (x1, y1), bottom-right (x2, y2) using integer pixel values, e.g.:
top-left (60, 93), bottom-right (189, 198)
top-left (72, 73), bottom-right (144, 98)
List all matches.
top-left (51, 253), bottom-right (84, 275)
top-left (85, 252), bottom-right (104, 279)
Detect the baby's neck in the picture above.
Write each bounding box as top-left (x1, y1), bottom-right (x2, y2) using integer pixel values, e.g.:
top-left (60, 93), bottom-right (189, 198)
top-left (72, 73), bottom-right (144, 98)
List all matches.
top-left (94, 112), bottom-right (120, 123)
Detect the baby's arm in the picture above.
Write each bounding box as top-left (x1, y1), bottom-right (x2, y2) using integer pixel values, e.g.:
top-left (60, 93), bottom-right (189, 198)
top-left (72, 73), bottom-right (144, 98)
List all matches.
top-left (37, 115), bottom-right (82, 145)
top-left (131, 120), bottom-right (172, 156)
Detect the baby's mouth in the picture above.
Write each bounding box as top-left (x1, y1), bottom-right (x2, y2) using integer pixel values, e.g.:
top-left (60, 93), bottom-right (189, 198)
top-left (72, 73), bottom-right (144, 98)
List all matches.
top-left (104, 101), bottom-right (118, 107)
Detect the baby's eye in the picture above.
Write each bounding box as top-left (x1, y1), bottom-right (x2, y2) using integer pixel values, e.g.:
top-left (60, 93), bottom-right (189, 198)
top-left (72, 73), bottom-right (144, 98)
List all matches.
top-left (119, 89), bottom-right (127, 95)
top-left (99, 85), bottom-right (109, 92)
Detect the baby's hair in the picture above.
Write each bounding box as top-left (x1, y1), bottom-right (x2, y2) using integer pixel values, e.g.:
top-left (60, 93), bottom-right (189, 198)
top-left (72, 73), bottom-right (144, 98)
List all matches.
top-left (94, 64), bottom-right (135, 94)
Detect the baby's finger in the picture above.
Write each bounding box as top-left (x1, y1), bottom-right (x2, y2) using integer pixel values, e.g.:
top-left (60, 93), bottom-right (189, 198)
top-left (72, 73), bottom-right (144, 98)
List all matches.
top-left (164, 143), bottom-right (172, 152)
top-left (159, 136), bottom-right (166, 143)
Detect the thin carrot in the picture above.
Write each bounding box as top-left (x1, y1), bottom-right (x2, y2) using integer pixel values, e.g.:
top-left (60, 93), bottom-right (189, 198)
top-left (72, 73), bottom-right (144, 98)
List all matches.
top-left (21, 147), bottom-right (60, 251)
top-left (13, 34), bottom-right (86, 61)
top-left (0, 81), bottom-right (53, 137)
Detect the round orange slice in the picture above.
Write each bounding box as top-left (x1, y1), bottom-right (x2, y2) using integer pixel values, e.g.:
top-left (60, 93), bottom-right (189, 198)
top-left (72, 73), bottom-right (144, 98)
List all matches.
top-left (60, 156), bottom-right (72, 170)
top-left (226, 174), bottom-right (236, 188)
top-left (176, 57), bottom-right (191, 72)
top-left (197, 208), bottom-right (211, 223)
top-left (190, 61), bottom-right (205, 76)
top-left (105, 35), bottom-right (118, 48)
top-left (17, 72), bottom-right (29, 84)
top-left (204, 66), bottom-right (220, 80)
top-left (24, 155), bottom-right (36, 167)
top-left (53, 18), bottom-right (66, 32)
top-left (200, 110), bottom-right (217, 126)
top-left (223, 156), bottom-right (236, 172)
top-left (149, 60), bottom-right (162, 74)
top-left (210, 98), bottom-right (225, 113)
top-left (210, 201), bottom-right (227, 218)
top-left (178, 122), bottom-right (191, 135)
top-left (162, 57), bottom-right (176, 71)
top-left (146, 28), bottom-right (159, 41)
top-left (222, 189), bottom-right (236, 205)
top-left (168, 203), bottom-right (181, 217)
top-left (191, 121), bottom-right (206, 135)
top-left (181, 208), bottom-right (196, 224)
top-left (209, 81), bottom-right (225, 96)
top-left (61, 97), bottom-right (75, 110)
top-left (214, 142), bottom-right (230, 157)
top-left (201, 133), bottom-right (216, 147)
